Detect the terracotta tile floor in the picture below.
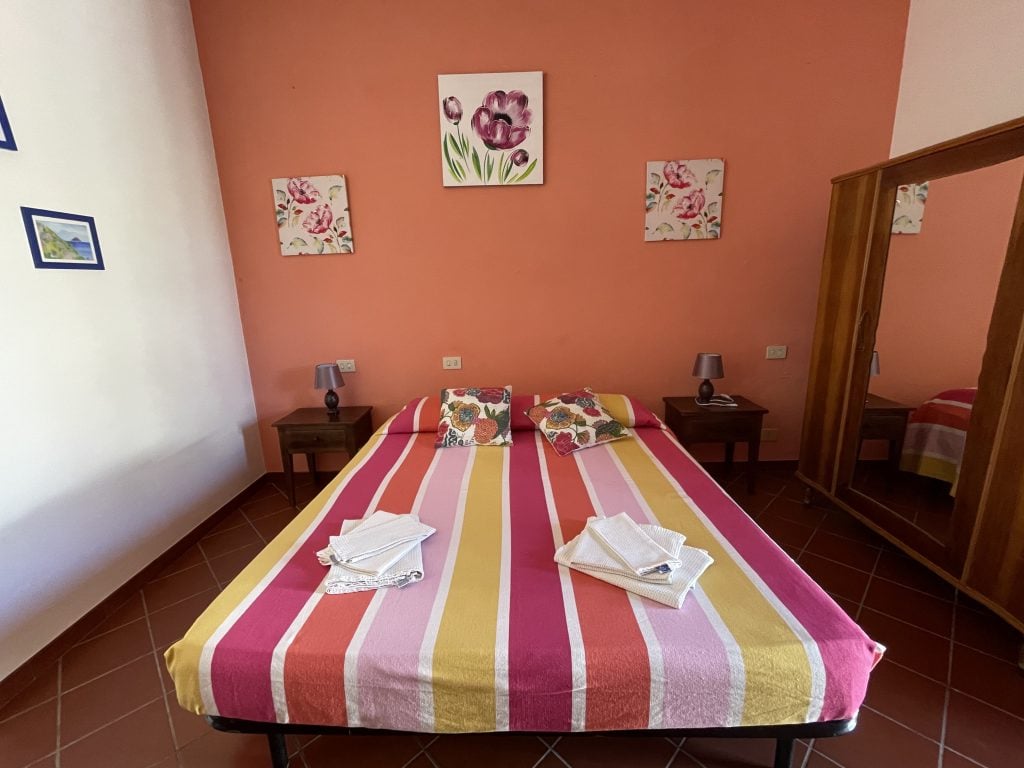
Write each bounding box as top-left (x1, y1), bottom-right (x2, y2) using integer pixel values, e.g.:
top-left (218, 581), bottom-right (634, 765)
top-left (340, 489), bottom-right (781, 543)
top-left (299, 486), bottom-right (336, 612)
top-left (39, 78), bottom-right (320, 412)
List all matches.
top-left (2, 469), bottom-right (1022, 768)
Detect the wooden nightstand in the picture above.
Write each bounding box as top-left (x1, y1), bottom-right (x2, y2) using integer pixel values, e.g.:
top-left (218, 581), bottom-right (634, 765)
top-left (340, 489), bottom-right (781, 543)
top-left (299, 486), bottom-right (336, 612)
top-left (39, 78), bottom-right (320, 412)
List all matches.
top-left (272, 406), bottom-right (373, 507)
top-left (662, 395), bottom-right (769, 493)
top-left (860, 393), bottom-right (914, 471)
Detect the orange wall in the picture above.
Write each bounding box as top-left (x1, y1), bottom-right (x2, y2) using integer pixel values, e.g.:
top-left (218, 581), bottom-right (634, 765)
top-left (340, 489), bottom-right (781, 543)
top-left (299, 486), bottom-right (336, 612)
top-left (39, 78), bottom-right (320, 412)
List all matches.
top-left (190, 0), bottom-right (909, 469)
top-left (872, 158), bottom-right (1024, 408)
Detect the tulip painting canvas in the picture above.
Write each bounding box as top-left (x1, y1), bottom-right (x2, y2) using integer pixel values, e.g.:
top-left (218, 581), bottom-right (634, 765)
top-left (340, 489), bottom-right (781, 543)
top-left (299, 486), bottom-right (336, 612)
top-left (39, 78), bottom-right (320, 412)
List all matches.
top-left (272, 174), bottom-right (354, 255)
top-left (438, 71), bottom-right (543, 187)
top-left (644, 159), bottom-right (724, 241)
top-left (891, 182), bottom-right (929, 234)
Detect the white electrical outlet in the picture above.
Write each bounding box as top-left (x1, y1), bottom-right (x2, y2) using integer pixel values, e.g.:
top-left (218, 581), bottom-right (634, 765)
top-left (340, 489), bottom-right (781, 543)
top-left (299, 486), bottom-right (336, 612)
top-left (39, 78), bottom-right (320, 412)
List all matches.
top-left (765, 345), bottom-right (788, 360)
top-left (336, 359), bottom-right (356, 373)
top-left (442, 356), bottom-right (462, 370)
top-left (761, 427), bottom-right (780, 442)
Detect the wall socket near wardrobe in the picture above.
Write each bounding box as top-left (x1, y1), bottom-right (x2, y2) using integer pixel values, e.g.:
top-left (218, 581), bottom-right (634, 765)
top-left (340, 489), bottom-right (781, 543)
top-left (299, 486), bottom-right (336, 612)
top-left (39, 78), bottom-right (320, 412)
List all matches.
top-left (761, 427), bottom-right (780, 442)
top-left (336, 359), bottom-right (357, 372)
top-left (765, 345), bottom-right (788, 359)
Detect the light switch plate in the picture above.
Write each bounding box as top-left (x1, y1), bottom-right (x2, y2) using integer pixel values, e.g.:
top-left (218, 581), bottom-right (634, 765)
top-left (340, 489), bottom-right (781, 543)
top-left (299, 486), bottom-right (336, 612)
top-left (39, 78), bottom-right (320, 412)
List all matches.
top-left (442, 356), bottom-right (462, 370)
top-left (336, 359), bottom-right (356, 372)
top-left (765, 345), bottom-right (788, 360)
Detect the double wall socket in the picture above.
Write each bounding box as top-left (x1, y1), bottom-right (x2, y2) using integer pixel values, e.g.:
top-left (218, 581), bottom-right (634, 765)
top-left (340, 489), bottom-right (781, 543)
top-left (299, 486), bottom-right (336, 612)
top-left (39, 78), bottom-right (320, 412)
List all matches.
top-left (765, 345), bottom-right (788, 360)
top-left (336, 359), bottom-right (357, 372)
top-left (442, 356), bottom-right (462, 370)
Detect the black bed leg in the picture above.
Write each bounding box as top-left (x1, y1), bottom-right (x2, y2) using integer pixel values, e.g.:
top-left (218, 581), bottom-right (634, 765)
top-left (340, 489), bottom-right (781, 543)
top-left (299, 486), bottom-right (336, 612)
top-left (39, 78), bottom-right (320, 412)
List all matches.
top-left (773, 737), bottom-right (794, 768)
top-left (267, 732), bottom-right (289, 768)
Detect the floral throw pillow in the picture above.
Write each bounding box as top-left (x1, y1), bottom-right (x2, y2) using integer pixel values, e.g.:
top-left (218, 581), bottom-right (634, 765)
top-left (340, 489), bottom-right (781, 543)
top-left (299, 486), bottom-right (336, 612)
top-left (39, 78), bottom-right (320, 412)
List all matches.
top-left (526, 388), bottom-right (630, 456)
top-left (436, 387), bottom-right (513, 447)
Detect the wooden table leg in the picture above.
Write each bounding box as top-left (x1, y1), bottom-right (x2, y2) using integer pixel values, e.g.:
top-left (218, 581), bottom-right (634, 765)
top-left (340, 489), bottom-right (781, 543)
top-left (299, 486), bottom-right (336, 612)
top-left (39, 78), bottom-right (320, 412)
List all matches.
top-left (282, 450), bottom-right (296, 508)
top-left (306, 453), bottom-right (318, 487)
top-left (748, 437), bottom-right (761, 494)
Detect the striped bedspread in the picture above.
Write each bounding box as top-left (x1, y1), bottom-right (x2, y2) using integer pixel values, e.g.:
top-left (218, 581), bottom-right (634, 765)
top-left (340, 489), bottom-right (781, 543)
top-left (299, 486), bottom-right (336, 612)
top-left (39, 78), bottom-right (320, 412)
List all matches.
top-left (900, 388), bottom-right (976, 488)
top-left (166, 394), bottom-right (881, 733)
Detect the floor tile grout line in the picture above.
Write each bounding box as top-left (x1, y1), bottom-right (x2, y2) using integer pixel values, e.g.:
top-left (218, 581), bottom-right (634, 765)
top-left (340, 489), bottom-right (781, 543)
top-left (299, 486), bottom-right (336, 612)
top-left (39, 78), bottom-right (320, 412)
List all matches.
top-left (547, 743), bottom-right (573, 768)
top-left (662, 740), bottom-right (682, 768)
top-left (146, 587), bottom-right (220, 622)
top-left (0, 692), bottom-right (60, 725)
top-left (72, 611), bottom-right (148, 648)
top-left (141, 589), bottom-right (181, 754)
top-left (860, 703), bottom-right (943, 745)
top-left (57, 694), bottom-right (164, 751)
top-left (799, 738), bottom-right (815, 768)
top-left (194, 526), bottom-right (226, 591)
top-left (808, 747), bottom-right (845, 767)
top-left (937, 591), bottom-right (958, 767)
top-left (55, 656), bottom-right (62, 768)
top-left (529, 743), bottom-right (556, 768)
top-left (57, 650), bottom-right (159, 696)
top-left (854, 547), bottom-right (883, 623)
top-left (943, 745), bottom-right (993, 767)
top-left (399, 747), bottom-right (429, 768)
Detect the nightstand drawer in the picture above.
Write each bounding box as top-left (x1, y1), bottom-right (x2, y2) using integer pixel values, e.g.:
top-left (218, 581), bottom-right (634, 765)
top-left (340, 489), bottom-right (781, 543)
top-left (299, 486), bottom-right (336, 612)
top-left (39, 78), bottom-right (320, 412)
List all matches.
top-left (280, 429), bottom-right (350, 452)
top-left (675, 416), bottom-right (761, 444)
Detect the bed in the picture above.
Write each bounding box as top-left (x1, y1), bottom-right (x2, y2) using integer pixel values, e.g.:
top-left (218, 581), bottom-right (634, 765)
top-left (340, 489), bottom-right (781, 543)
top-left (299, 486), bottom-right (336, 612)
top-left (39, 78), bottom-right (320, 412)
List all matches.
top-left (900, 387), bottom-right (976, 490)
top-left (166, 393), bottom-right (882, 767)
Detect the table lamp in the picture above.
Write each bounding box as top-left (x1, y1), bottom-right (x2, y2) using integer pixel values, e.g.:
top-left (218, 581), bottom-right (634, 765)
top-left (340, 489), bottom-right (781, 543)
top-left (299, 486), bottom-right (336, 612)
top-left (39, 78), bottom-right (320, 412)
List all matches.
top-left (692, 353), bottom-right (724, 404)
top-left (314, 363), bottom-right (345, 416)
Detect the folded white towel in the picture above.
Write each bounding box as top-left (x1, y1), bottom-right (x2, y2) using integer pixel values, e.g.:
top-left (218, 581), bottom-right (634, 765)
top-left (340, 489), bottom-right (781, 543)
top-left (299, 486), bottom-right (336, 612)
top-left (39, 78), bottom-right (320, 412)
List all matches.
top-left (571, 519), bottom-right (685, 583)
top-left (555, 523), bottom-right (713, 609)
top-left (327, 510), bottom-right (435, 564)
top-left (585, 513), bottom-right (682, 578)
top-left (317, 512), bottom-right (433, 576)
top-left (322, 518), bottom-right (425, 594)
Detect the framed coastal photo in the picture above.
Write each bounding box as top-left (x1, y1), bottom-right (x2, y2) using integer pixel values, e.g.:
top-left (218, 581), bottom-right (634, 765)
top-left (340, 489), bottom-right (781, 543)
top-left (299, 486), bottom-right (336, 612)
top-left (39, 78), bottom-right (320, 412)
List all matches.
top-left (0, 95), bottom-right (17, 151)
top-left (21, 207), bottom-right (104, 270)
top-left (437, 71), bottom-right (543, 187)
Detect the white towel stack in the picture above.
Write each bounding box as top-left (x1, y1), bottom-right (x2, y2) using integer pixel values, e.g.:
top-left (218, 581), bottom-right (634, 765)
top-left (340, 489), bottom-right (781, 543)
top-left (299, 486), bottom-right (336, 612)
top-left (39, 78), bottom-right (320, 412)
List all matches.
top-left (554, 513), bottom-right (713, 608)
top-left (316, 511), bottom-right (435, 594)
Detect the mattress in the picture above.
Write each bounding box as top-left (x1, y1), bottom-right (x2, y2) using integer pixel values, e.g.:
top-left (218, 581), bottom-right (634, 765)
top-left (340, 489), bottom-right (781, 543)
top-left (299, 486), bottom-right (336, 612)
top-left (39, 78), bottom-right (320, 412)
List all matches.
top-left (166, 393), bottom-right (881, 733)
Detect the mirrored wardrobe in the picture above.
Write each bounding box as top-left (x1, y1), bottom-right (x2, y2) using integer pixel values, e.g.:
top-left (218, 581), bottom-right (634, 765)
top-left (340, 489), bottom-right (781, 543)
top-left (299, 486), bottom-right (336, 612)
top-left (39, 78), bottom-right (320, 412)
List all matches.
top-left (798, 117), bottom-right (1024, 637)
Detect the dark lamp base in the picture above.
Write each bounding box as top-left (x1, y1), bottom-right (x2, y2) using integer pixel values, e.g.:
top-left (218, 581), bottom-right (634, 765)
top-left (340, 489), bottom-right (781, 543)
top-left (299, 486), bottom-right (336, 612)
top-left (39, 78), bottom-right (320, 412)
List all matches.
top-left (324, 388), bottom-right (339, 415)
top-left (697, 379), bottom-right (715, 404)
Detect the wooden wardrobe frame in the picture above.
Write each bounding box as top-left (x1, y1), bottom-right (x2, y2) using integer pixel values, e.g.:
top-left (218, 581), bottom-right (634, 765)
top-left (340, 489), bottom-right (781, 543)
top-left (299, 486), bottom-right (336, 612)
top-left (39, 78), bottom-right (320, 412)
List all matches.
top-left (797, 116), bottom-right (1024, 634)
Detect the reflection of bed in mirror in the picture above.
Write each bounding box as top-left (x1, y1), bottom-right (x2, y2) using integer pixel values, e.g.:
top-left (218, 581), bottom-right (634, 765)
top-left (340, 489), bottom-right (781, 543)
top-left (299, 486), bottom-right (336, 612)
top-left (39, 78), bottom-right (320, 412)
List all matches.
top-left (900, 387), bottom-right (976, 490)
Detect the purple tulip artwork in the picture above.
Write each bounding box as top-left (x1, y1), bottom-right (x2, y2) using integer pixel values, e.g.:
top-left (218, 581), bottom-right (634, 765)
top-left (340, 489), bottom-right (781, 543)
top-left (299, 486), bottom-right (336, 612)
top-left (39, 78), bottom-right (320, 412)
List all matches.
top-left (644, 159), bottom-right (725, 241)
top-left (272, 174), bottom-right (354, 255)
top-left (437, 71), bottom-right (544, 187)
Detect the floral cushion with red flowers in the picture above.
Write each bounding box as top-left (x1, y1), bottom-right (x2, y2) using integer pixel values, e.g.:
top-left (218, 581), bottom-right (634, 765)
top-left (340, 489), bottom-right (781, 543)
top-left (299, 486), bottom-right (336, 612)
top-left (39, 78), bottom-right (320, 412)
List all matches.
top-left (525, 388), bottom-right (630, 456)
top-left (436, 387), bottom-right (513, 447)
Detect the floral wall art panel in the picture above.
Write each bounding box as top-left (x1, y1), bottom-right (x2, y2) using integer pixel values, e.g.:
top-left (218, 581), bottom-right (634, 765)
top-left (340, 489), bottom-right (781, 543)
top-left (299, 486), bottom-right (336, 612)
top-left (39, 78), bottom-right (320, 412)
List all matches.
top-left (273, 174), bottom-right (353, 255)
top-left (644, 159), bottom-right (724, 241)
top-left (438, 71), bottom-right (543, 187)
top-left (891, 181), bottom-right (928, 234)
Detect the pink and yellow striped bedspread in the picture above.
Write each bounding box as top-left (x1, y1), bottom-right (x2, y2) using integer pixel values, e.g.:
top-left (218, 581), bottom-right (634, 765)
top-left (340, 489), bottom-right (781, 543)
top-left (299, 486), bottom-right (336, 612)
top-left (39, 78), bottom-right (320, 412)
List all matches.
top-left (166, 394), bottom-right (881, 733)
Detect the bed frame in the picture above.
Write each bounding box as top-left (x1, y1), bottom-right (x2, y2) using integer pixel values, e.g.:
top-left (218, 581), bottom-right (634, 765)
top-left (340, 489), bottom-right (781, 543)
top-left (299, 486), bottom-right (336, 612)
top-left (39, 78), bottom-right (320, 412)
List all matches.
top-left (210, 713), bottom-right (857, 768)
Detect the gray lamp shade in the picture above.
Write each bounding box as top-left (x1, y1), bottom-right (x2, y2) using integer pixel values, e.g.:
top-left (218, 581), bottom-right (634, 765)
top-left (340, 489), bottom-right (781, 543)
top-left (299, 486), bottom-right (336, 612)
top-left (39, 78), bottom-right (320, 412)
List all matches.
top-left (314, 363), bottom-right (345, 390)
top-left (692, 353), bottom-right (724, 380)
top-left (870, 350), bottom-right (881, 377)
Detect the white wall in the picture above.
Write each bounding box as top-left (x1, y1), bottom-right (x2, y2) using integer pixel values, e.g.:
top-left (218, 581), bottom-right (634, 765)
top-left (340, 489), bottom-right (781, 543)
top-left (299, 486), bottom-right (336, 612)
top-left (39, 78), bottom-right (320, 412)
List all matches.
top-left (890, 0), bottom-right (1024, 156)
top-left (0, 1), bottom-right (263, 679)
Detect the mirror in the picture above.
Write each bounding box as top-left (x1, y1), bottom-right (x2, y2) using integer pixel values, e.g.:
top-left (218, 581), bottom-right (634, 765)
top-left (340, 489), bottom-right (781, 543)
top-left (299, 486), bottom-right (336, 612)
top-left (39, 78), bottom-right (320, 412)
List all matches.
top-left (850, 156), bottom-right (1024, 546)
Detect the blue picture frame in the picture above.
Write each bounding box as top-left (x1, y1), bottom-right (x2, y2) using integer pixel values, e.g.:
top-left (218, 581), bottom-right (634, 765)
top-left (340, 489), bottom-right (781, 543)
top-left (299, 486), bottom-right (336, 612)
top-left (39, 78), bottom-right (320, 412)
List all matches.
top-left (0, 95), bottom-right (16, 151)
top-left (21, 207), bottom-right (105, 270)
